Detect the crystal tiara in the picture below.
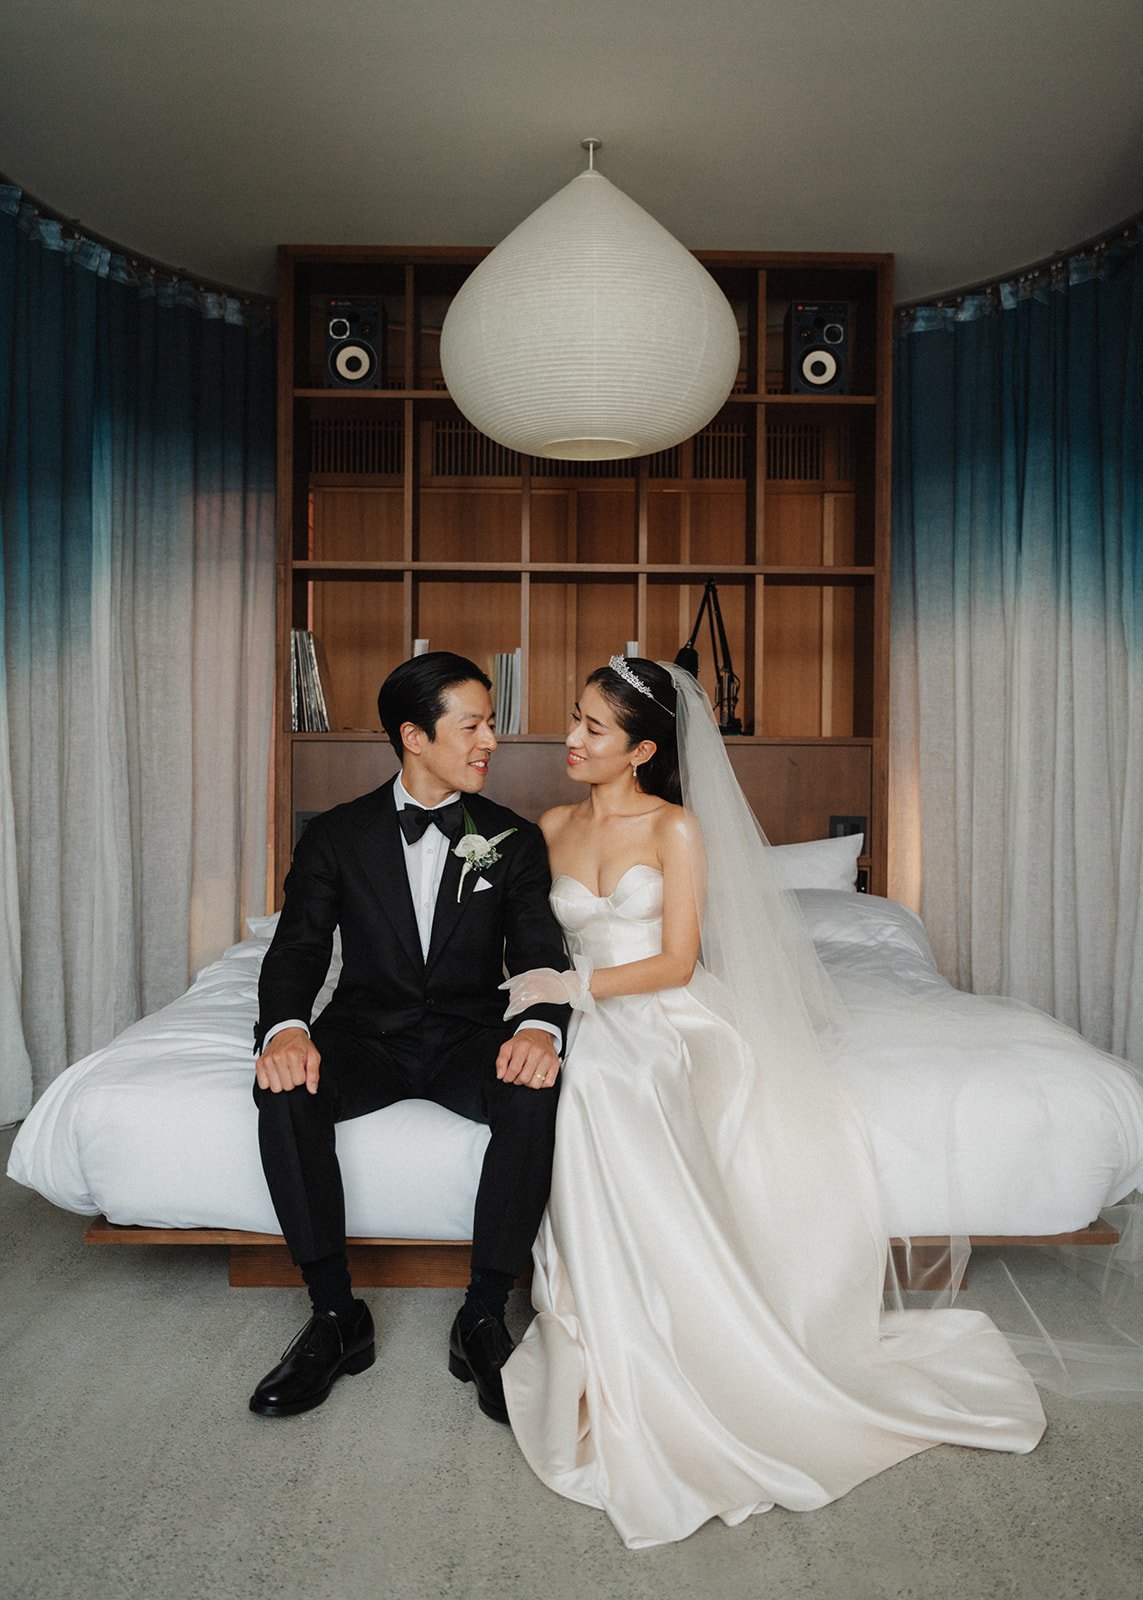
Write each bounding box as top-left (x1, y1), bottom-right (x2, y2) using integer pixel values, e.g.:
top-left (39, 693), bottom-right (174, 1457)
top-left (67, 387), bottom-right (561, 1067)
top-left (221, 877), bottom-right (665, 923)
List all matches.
top-left (607, 656), bottom-right (676, 716)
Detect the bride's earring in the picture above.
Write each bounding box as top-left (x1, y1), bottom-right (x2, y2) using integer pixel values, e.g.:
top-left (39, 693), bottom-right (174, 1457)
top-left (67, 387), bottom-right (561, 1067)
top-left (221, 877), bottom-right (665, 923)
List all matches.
top-left (631, 762), bottom-right (640, 782)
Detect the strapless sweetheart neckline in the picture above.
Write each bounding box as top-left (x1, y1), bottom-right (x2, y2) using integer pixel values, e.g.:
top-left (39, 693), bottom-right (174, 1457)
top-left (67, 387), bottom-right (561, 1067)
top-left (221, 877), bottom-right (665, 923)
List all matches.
top-left (551, 864), bottom-right (663, 901)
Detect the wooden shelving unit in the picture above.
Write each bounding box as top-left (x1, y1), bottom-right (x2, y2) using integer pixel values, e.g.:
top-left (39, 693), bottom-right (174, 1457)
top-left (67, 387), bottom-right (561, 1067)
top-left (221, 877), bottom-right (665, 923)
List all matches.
top-left (275, 245), bottom-right (894, 896)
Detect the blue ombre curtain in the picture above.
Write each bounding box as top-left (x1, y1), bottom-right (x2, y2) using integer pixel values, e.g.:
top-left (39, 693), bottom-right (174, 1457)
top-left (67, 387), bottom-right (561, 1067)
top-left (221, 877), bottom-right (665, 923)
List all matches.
top-left (0, 186), bottom-right (276, 1121)
top-left (891, 225), bottom-right (1143, 1067)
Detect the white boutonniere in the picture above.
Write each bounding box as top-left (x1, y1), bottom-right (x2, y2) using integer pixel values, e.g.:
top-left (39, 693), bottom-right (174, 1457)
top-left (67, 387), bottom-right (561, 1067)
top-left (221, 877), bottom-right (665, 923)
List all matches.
top-left (453, 808), bottom-right (516, 900)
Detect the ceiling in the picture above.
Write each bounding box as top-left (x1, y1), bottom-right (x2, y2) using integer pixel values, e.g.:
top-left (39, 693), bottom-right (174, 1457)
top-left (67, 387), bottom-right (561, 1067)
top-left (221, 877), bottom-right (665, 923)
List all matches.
top-left (2, 0), bottom-right (1141, 305)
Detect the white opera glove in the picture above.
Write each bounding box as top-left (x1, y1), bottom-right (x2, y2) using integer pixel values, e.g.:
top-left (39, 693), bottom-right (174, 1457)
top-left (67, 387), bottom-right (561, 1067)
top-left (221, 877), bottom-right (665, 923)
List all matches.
top-left (500, 954), bottom-right (596, 1019)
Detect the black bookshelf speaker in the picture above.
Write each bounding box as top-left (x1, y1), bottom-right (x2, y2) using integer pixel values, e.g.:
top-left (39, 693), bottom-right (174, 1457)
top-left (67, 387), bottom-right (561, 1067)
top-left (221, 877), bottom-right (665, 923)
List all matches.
top-left (325, 298), bottom-right (384, 388)
top-left (784, 301), bottom-right (849, 393)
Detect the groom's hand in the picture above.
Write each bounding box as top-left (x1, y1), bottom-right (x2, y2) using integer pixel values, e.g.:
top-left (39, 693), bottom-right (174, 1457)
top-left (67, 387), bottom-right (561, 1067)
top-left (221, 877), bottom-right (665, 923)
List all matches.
top-left (496, 1029), bottom-right (561, 1090)
top-left (255, 1028), bottom-right (321, 1095)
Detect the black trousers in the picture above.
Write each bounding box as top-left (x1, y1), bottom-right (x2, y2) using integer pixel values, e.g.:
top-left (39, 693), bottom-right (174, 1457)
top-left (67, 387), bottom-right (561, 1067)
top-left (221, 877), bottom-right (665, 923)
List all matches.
top-left (253, 1014), bottom-right (560, 1279)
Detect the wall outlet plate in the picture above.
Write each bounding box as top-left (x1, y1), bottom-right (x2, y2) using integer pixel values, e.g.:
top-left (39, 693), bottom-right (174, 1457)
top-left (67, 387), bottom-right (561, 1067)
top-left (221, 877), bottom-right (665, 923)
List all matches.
top-left (294, 810), bottom-right (322, 847)
top-left (829, 814), bottom-right (866, 839)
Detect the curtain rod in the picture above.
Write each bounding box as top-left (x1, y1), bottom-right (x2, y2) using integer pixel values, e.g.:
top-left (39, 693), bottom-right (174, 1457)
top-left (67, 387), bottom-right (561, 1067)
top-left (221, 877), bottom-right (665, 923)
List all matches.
top-left (896, 204), bottom-right (1143, 313)
top-left (0, 170), bottom-right (274, 310)
top-left (9, 168), bottom-right (1138, 319)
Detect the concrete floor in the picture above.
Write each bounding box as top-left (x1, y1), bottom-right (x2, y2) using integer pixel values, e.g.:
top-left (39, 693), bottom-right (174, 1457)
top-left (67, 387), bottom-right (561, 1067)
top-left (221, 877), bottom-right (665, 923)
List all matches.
top-left (2, 1122), bottom-right (1141, 1600)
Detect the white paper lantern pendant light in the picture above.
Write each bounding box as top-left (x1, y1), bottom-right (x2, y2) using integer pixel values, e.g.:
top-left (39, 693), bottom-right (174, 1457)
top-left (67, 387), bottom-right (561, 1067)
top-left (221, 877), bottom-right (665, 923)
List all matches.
top-left (439, 140), bottom-right (742, 461)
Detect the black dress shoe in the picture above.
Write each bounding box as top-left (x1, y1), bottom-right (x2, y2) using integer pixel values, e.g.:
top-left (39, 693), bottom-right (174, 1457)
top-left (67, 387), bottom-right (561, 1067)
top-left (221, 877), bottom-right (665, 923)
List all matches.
top-left (249, 1300), bottom-right (375, 1417)
top-left (448, 1306), bottom-right (515, 1424)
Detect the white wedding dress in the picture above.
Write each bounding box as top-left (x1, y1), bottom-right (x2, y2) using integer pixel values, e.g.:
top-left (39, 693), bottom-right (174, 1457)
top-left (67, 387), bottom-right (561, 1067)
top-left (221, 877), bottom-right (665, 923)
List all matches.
top-left (501, 861), bottom-right (1047, 1549)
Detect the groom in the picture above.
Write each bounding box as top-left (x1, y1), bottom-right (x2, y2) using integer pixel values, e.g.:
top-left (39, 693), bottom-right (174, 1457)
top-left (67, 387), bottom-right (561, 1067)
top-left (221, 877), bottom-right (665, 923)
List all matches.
top-left (250, 651), bottom-right (569, 1422)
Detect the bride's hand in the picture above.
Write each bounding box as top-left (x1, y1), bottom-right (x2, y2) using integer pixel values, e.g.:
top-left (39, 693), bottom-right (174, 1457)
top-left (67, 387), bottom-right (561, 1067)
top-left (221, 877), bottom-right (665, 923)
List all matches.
top-left (500, 956), bottom-right (596, 1018)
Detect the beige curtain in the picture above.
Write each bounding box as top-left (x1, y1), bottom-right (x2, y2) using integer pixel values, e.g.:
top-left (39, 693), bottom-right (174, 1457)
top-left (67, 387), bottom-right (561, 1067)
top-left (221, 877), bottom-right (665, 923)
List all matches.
top-left (0, 188), bottom-right (276, 1120)
top-left (890, 240), bottom-right (1143, 1069)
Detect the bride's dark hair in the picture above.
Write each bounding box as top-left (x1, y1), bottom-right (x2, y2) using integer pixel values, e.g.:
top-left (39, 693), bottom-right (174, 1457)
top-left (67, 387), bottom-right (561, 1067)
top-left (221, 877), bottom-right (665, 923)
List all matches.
top-left (587, 658), bottom-right (682, 806)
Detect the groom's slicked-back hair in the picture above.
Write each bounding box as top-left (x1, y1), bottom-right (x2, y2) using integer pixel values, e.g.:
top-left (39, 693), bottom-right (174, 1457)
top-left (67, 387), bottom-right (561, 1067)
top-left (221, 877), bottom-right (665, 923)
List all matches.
top-left (377, 652), bottom-right (492, 746)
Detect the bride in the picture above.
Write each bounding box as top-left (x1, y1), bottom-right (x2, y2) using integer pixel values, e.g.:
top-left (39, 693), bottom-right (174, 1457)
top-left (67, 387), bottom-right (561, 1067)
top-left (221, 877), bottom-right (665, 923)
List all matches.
top-left (497, 656), bottom-right (1046, 1550)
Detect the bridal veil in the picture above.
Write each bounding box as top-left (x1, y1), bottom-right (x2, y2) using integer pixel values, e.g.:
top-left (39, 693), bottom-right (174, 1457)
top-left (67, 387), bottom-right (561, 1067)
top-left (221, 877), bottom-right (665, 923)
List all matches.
top-left (668, 662), bottom-right (1143, 1400)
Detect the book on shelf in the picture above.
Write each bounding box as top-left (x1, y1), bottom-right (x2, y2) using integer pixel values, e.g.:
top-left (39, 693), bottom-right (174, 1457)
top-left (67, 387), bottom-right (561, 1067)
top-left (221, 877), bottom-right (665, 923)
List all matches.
top-left (289, 632), bottom-right (298, 732)
top-left (488, 647), bottom-right (521, 736)
top-left (290, 629), bottom-right (332, 732)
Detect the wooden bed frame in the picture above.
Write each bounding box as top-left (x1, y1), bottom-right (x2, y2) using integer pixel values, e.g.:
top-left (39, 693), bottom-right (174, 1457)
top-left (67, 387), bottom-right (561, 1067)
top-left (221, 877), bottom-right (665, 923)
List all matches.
top-left (84, 1216), bottom-right (1120, 1292)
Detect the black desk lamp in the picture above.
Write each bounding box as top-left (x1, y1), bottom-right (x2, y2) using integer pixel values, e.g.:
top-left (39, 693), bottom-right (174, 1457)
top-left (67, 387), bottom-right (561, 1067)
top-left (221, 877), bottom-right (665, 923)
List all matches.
top-left (676, 578), bottom-right (743, 734)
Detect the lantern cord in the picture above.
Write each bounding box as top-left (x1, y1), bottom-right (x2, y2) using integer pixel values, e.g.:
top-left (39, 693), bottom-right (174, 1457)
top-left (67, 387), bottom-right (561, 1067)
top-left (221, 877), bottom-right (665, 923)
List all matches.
top-left (580, 138), bottom-right (601, 172)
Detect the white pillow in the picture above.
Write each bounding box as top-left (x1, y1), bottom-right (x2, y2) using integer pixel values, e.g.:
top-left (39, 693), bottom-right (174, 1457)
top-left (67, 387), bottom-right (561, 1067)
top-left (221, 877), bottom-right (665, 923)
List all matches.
top-left (794, 888), bottom-right (937, 969)
top-left (766, 833), bottom-right (863, 892)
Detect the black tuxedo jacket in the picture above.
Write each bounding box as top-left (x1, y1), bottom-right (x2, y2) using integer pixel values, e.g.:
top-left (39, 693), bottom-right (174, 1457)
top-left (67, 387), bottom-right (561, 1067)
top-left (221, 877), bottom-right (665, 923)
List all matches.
top-left (255, 780), bottom-right (570, 1054)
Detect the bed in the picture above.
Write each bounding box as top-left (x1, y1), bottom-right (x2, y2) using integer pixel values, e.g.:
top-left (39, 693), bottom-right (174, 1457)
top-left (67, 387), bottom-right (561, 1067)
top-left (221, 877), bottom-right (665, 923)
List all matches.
top-left (9, 854), bottom-right (1143, 1286)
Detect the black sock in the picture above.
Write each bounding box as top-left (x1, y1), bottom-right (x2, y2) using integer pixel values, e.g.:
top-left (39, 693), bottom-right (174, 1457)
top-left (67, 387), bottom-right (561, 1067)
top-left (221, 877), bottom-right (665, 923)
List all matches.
top-left (301, 1252), bottom-right (355, 1317)
top-left (462, 1268), bottom-right (515, 1327)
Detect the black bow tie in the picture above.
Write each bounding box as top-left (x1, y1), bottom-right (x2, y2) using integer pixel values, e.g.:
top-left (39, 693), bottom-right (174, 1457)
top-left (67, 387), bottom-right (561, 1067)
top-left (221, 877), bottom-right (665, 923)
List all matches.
top-left (398, 799), bottom-right (466, 846)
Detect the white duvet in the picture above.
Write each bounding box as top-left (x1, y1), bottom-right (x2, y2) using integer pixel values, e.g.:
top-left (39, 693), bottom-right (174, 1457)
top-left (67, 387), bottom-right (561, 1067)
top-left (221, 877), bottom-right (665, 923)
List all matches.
top-left (9, 894), bottom-right (1143, 1239)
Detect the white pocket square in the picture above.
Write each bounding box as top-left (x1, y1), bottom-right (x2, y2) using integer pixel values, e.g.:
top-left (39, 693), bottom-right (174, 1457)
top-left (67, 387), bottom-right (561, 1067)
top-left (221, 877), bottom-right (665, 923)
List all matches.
top-left (473, 877), bottom-right (493, 893)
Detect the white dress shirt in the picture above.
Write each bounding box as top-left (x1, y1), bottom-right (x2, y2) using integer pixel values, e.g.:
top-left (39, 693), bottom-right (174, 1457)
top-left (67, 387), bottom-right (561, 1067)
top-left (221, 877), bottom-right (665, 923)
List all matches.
top-left (263, 774), bottom-right (561, 1052)
top-left (393, 772), bottom-right (455, 959)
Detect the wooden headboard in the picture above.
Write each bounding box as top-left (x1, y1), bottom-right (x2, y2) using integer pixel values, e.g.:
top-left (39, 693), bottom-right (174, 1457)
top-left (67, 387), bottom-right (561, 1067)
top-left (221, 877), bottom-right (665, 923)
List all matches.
top-left (288, 735), bottom-right (874, 888)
